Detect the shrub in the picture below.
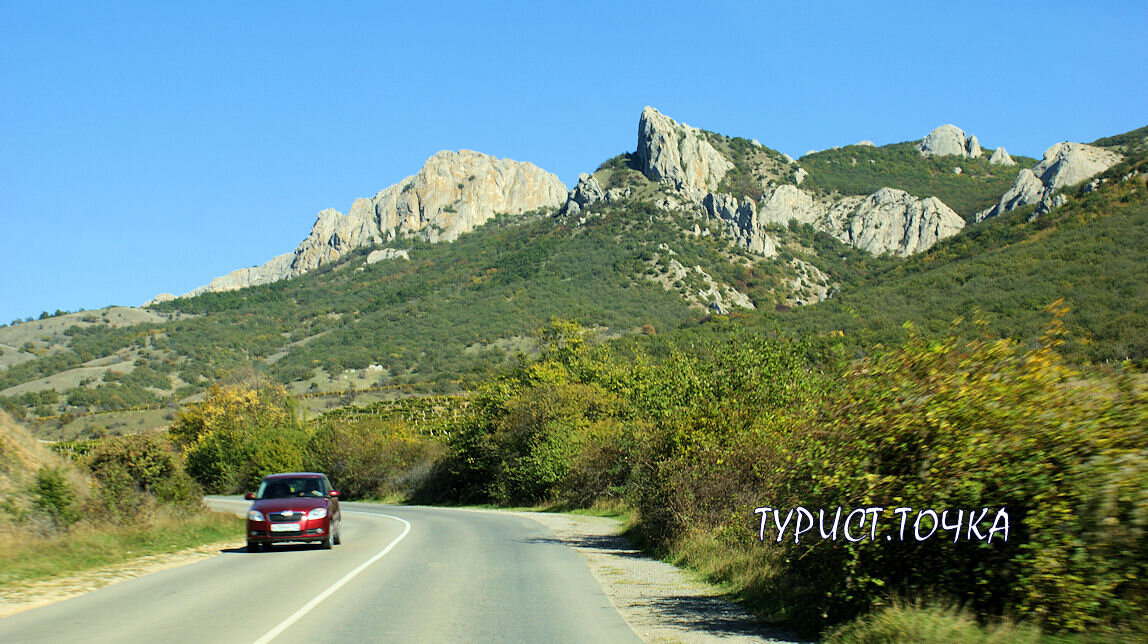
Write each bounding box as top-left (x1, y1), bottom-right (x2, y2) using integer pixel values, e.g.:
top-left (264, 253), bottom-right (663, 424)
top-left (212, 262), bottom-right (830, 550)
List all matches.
top-left (823, 599), bottom-right (1042, 644)
top-left (170, 383), bottom-right (307, 493)
top-left (84, 432), bottom-right (200, 522)
top-left (306, 417), bottom-right (443, 500)
top-left (31, 467), bottom-right (80, 530)
top-left (735, 309), bottom-right (1147, 633)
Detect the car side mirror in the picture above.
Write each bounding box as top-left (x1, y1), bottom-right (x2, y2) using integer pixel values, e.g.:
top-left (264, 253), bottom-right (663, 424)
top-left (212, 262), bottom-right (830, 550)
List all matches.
top-left (244, 492), bottom-right (255, 500)
top-left (328, 490), bottom-right (339, 497)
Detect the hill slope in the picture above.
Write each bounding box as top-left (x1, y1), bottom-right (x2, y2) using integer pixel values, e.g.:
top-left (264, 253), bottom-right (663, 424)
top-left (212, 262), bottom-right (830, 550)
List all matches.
top-left (2, 111), bottom-right (1143, 437)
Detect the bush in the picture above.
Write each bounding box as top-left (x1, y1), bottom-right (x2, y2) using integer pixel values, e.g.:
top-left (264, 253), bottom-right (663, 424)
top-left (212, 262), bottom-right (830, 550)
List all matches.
top-left (718, 309), bottom-right (1147, 633)
top-left (422, 314), bottom-right (1146, 637)
top-left (823, 599), bottom-right (1042, 644)
top-left (84, 432), bottom-right (200, 522)
top-left (31, 467), bottom-right (80, 530)
top-left (306, 417), bottom-right (443, 500)
top-left (170, 383), bottom-right (307, 493)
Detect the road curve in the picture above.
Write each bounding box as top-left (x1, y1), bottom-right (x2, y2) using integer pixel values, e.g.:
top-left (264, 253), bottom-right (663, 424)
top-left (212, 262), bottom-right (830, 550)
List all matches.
top-left (0, 498), bottom-right (639, 643)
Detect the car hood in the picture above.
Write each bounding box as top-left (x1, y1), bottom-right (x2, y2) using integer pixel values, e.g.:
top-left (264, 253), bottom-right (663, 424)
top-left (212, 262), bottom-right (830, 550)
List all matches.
top-left (250, 497), bottom-right (330, 513)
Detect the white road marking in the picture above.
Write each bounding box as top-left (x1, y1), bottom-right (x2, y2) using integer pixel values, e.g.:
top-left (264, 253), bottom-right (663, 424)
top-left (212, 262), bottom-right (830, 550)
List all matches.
top-left (252, 512), bottom-right (412, 644)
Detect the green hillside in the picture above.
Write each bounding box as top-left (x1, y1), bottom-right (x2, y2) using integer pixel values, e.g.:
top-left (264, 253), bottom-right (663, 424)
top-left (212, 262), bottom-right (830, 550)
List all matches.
top-left (3, 121), bottom-right (1145, 440)
top-left (800, 142), bottom-right (1038, 219)
top-left (675, 142), bottom-right (1148, 368)
top-left (1, 198), bottom-right (809, 435)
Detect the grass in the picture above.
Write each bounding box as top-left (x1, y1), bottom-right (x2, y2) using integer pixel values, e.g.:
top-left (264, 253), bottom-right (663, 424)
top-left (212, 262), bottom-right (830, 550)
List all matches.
top-left (0, 508), bottom-right (242, 589)
top-left (364, 495), bottom-right (636, 523)
top-left (661, 527), bottom-right (782, 618)
top-left (823, 599), bottom-right (1043, 644)
top-left (35, 407), bottom-right (175, 441)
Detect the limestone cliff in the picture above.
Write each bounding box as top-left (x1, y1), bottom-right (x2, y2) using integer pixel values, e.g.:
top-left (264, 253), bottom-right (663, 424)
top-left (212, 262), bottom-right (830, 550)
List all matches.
top-left (830, 188), bottom-right (965, 257)
top-left (977, 141), bottom-right (1123, 221)
top-left (636, 106), bottom-right (733, 194)
top-left (759, 185), bottom-right (964, 257)
top-left (179, 150), bottom-right (566, 298)
top-left (628, 108), bottom-right (964, 259)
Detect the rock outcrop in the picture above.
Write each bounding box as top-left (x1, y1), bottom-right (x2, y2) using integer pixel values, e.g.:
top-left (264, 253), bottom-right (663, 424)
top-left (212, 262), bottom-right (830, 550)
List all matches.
top-left (789, 259), bottom-right (832, 306)
top-left (181, 150), bottom-right (565, 297)
top-left (759, 185), bottom-right (964, 256)
top-left (1033, 142), bottom-right (1123, 190)
top-left (366, 248), bottom-right (410, 264)
top-left (919, 124), bottom-right (983, 159)
top-left (830, 188), bottom-right (965, 257)
top-left (561, 173), bottom-right (606, 217)
top-left (760, 184), bottom-right (821, 227)
top-left (628, 109), bottom-right (964, 259)
top-left (187, 253), bottom-right (295, 298)
top-left (966, 135), bottom-right (983, 159)
top-left (647, 257), bottom-right (756, 313)
top-left (989, 146), bottom-right (1016, 166)
top-left (703, 193), bottom-right (777, 256)
top-left (977, 141), bottom-right (1123, 221)
top-left (558, 172), bottom-right (637, 218)
top-left (636, 106), bottom-right (732, 194)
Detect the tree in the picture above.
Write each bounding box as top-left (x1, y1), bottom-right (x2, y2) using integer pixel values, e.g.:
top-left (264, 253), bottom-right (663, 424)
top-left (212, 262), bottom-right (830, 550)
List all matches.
top-left (170, 383), bottom-right (306, 493)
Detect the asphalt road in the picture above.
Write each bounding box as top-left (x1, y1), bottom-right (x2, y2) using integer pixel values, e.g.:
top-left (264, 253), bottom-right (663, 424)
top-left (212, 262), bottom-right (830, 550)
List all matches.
top-left (0, 498), bottom-right (640, 643)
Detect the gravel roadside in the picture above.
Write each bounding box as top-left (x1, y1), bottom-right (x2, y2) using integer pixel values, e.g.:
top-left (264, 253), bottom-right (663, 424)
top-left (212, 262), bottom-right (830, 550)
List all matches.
top-left (516, 511), bottom-right (806, 643)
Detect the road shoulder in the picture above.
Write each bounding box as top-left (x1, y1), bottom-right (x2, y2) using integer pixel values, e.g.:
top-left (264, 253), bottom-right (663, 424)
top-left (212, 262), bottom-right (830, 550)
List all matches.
top-left (0, 538), bottom-right (243, 619)
top-left (514, 511), bottom-right (805, 644)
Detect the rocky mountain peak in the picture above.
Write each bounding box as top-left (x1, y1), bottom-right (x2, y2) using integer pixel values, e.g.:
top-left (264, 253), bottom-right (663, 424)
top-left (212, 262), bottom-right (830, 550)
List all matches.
top-left (174, 150), bottom-right (566, 299)
top-left (919, 124), bottom-right (983, 159)
top-left (758, 184), bottom-right (964, 257)
top-left (844, 188), bottom-right (965, 257)
top-left (636, 106), bottom-right (733, 194)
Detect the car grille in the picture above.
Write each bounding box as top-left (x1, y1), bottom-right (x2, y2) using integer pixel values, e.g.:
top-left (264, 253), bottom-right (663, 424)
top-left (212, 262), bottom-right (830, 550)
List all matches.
top-left (269, 511), bottom-right (305, 522)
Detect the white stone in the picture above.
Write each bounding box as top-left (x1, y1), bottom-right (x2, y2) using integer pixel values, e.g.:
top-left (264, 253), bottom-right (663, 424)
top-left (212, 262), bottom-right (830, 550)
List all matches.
top-left (180, 151), bottom-right (565, 297)
top-left (920, 124), bottom-right (969, 157)
top-left (977, 142), bottom-right (1122, 221)
top-left (989, 147), bottom-right (1016, 166)
top-left (366, 248), bottom-right (410, 264)
top-left (636, 106), bottom-right (733, 192)
top-left (832, 188), bottom-right (965, 256)
top-left (965, 135), bottom-right (983, 158)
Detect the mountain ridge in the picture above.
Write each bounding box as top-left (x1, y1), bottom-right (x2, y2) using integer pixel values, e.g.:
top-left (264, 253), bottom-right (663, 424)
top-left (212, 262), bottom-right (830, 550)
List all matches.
top-left (149, 108), bottom-right (1123, 307)
top-left (150, 150), bottom-right (566, 303)
top-left (4, 109), bottom-right (1144, 437)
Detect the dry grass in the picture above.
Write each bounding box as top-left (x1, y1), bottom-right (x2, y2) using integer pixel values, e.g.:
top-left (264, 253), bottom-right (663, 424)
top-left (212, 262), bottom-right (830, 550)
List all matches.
top-left (0, 411), bottom-right (90, 524)
top-left (0, 508), bottom-right (241, 589)
top-left (1, 411), bottom-right (240, 588)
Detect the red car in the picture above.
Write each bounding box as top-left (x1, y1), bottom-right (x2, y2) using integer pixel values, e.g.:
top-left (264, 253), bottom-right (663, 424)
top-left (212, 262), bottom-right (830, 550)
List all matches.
top-left (245, 472), bottom-right (342, 552)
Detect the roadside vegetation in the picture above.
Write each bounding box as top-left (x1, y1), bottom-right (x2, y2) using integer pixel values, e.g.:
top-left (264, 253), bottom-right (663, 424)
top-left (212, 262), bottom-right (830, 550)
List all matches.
top-left (0, 412), bottom-right (238, 589)
top-left (159, 310), bottom-right (1144, 641)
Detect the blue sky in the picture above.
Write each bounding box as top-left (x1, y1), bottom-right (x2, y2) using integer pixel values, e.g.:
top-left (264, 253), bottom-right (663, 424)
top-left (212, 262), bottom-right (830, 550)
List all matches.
top-left (2, 1), bottom-right (1145, 324)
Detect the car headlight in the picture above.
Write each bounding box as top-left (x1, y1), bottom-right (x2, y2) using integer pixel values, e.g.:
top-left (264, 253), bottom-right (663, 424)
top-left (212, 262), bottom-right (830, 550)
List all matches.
top-left (248, 510), bottom-right (264, 521)
top-left (307, 507), bottom-right (328, 520)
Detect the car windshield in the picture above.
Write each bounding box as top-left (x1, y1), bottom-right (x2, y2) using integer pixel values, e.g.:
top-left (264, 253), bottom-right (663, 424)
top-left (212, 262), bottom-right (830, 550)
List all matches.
top-left (256, 478), bottom-right (324, 499)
